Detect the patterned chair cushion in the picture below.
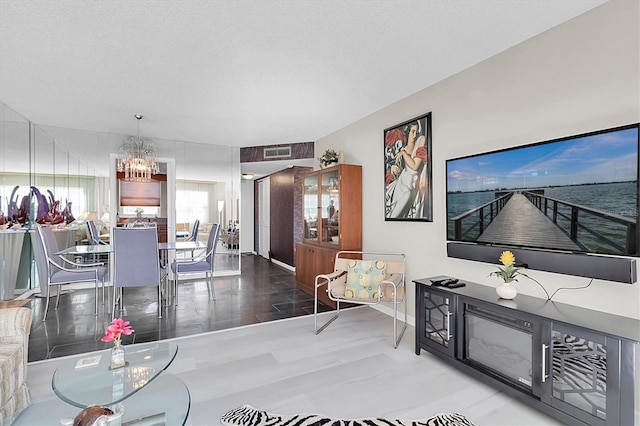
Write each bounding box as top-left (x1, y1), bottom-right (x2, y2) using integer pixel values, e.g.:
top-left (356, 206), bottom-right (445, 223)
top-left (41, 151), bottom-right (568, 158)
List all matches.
top-left (220, 404), bottom-right (475, 426)
top-left (344, 260), bottom-right (387, 299)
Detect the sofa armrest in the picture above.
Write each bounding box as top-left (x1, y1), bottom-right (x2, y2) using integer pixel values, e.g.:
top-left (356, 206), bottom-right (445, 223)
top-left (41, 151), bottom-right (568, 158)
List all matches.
top-left (0, 308), bottom-right (32, 347)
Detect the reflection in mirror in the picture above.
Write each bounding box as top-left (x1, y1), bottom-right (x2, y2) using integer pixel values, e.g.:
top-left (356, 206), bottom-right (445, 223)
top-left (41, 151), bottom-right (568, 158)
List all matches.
top-left (41, 124), bottom-right (242, 276)
top-left (0, 105), bottom-right (242, 300)
top-left (0, 103), bottom-right (32, 298)
top-left (174, 141), bottom-right (240, 273)
top-left (0, 104), bottom-right (32, 227)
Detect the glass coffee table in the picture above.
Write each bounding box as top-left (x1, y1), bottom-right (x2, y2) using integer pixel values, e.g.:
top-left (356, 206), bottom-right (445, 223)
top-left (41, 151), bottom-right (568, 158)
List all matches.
top-left (52, 341), bottom-right (179, 408)
top-left (14, 374), bottom-right (190, 425)
top-left (14, 341), bottom-right (190, 425)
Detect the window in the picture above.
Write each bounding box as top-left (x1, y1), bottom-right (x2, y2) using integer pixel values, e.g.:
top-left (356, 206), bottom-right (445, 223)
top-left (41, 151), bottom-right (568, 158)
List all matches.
top-left (176, 184), bottom-right (210, 225)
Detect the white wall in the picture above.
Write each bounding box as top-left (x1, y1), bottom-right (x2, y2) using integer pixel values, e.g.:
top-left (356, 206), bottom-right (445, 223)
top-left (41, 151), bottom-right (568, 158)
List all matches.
top-left (316, 1), bottom-right (640, 319)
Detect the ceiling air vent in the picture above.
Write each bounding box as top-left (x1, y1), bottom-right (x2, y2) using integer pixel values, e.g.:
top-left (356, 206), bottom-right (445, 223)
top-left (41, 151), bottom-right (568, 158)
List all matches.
top-left (263, 146), bottom-right (291, 159)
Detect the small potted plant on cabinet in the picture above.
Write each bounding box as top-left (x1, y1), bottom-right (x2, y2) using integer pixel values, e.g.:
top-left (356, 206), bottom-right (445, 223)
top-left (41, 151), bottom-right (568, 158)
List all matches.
top-left (318, 149), bottom-right (339, 169)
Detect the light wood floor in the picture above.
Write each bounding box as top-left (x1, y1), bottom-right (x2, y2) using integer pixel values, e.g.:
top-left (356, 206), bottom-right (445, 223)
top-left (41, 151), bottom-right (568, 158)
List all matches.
top-left (24, 307), bottom-right (562, 425)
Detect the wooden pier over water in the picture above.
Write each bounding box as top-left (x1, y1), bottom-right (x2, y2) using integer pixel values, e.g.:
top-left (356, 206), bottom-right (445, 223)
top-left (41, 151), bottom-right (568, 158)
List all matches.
top-left (477, 193), bottom-right (581, 251)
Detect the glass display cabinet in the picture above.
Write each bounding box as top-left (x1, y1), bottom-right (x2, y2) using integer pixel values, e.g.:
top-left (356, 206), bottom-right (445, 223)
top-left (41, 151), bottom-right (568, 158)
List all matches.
top-left (296, 164), bottom-right (362, 306)
top-left (301, 164), bottom-right (361, 249)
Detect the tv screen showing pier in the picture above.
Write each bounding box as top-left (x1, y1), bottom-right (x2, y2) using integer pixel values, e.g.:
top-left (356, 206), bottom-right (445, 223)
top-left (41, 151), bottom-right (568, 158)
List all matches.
top-left (446, 123), bottom-right (640, 257)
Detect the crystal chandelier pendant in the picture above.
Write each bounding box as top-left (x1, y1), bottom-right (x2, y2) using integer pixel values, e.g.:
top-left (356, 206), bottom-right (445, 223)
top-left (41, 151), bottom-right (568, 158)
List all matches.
top-left (116, 114), bottom-right (159, 182)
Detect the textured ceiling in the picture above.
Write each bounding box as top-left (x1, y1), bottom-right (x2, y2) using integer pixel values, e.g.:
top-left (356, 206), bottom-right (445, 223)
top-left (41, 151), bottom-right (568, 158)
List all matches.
top-left (0, 0), bottom-right (606, 149)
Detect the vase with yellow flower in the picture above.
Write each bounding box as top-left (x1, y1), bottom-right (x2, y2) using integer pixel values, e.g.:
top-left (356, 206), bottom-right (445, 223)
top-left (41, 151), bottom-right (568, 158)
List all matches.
top-left (490, 251), bottom-right (522, 299)
top-left (101, 318), bottom-right (134, 370)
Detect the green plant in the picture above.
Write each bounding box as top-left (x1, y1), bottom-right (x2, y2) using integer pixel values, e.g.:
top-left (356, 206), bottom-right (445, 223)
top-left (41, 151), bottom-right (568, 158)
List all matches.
top-left (490, 250), bottom-right (522, 283)
top-left (318, 149), bottom-right (339, 167)
top-left (490, 250), bottom-right (552, 299)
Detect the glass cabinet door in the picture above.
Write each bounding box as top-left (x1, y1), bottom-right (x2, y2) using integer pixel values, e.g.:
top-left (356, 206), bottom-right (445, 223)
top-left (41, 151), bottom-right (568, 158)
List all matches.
top-left (421, 287), bottom-right (455, 357)
top-left (546, 322), bottom-right (613, 424)
top-left (303, 174), bottom-right (318, 241)
top-left (320, 170), bottom-right (339, 245)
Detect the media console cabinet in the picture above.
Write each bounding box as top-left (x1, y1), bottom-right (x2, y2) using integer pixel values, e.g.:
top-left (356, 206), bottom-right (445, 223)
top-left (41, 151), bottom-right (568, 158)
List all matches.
top-left (414, 278), bottom-right (639, 426)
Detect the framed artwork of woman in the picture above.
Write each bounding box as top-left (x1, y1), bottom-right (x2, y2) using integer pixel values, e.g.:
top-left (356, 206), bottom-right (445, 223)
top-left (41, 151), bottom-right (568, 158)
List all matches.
top-left (383, 112), bottom-right (433, 221)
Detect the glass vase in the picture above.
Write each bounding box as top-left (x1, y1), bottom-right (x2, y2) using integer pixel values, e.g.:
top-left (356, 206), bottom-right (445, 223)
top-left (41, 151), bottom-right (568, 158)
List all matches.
top-left (110, 340), bottom-right (126, 370)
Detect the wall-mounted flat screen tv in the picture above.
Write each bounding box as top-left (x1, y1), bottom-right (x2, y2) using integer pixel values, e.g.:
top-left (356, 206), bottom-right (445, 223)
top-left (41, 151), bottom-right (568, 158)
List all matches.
top-left (446, 123), bottom-right (640, 257)
top-left (119, 180), bottom-right (161, 207)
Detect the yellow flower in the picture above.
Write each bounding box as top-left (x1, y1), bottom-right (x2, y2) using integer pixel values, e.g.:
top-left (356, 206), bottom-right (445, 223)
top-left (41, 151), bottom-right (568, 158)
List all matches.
top-left (491, 251), bottom-right (520, 283)
top-left (499, 251), bottom-right (516, 266)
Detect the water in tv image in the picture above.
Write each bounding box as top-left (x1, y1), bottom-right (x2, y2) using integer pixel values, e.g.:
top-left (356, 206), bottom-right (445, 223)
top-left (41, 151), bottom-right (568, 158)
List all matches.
top-left (446, 124), bottom-right (639, 256)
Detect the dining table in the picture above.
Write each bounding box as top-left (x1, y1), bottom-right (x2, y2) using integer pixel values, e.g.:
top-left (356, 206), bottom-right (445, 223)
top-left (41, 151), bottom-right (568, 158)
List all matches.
top-left (158, 241), bottom-right (205, 251)
top-left (55, 244), bottom-right (113, 257)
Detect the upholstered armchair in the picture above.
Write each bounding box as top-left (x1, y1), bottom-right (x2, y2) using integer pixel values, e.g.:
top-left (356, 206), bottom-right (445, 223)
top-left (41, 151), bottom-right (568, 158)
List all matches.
top-left (0, 307), bottom-right (32, 425)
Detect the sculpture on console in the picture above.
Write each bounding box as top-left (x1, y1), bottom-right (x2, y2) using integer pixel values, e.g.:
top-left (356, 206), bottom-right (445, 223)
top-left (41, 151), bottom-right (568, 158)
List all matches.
top-left (31, 186), bottom-right (50, 223)
top-left (0, 197), bottom-right (6, 227)
top-left (6, 186), bottom-right (20, 224)
top-left (2, 185), bottom-right (77, 227)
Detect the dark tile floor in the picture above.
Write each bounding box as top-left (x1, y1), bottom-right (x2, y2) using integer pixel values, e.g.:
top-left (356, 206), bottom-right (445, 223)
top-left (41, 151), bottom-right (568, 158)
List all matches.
top-left (25, 254), bottom-right (332, 362)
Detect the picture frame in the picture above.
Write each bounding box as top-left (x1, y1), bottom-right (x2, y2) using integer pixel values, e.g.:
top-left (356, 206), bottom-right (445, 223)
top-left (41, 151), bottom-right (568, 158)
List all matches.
top-left (383, 112), bottom-right (433, 221)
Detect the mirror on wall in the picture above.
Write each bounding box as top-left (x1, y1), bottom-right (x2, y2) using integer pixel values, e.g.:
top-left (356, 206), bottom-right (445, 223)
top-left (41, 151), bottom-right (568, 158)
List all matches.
top-left (0, 101), bottom-right (242, 300)
top-left (0, 104), bottom-right (32, 298)
top-left (173, 140), bottom-right (241, 272)
top-left (0, 104), bottom-right (32, 222)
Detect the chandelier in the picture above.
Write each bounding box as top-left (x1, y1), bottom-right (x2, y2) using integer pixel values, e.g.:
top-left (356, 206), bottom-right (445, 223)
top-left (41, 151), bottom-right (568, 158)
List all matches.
top-left (116, 114), bottom-right (159, 182)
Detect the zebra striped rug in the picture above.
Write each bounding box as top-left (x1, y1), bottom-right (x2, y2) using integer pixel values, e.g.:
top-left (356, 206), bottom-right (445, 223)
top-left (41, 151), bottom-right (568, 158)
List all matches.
top-left (220, 404), bottom-right (475, 426)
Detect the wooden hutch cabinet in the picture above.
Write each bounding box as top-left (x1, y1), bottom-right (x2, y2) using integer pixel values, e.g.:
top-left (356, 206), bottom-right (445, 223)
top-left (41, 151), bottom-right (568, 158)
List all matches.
top-left (295, 164), bottom-right (362, 306)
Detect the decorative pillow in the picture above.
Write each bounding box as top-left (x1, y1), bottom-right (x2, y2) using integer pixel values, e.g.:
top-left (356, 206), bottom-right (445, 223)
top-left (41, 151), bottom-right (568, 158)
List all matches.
top-left (220, 404), bottom-right (476, 426)
top-left (344, 259), bottom-right (386, 299)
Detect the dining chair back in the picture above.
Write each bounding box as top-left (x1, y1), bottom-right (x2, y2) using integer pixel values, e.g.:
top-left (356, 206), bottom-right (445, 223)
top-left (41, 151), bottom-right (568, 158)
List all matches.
top-left (183, 219), bottom-right (201, 258)
top-left (86, 220), bottom-right (107, 245)
top-left (86, 220), bottom-right (109, 269)
top-left (32, 225), bottom-right (107, 319)
top-left (186, 219), bottom-right (200, 242)
top-left (86, 220), bottom-right (99, 245)
top-left (112, 226), bottom-right (163, 318)
top-left (170, 223), bottom-right (220, 304)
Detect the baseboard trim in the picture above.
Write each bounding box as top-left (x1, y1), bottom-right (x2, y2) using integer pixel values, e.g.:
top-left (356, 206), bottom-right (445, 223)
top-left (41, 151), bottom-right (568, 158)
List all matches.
top-left (371, 304), bottom-right (415, 328)
top-left (270, 258), bottom-right (295, 272)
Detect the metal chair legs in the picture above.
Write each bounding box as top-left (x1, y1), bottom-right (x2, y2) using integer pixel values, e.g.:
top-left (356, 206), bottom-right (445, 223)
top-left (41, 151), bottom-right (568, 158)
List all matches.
top-left (314, 277), bottom-right (340, 335)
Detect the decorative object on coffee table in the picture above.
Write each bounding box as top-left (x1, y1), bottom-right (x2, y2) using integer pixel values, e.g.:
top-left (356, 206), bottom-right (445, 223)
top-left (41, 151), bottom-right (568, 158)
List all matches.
top-left (220, 404), bottom-right (475, 426)
top-left (100, 318), bottom-right (134, 370)
top-left (59, 404), bottom-right (124, 426)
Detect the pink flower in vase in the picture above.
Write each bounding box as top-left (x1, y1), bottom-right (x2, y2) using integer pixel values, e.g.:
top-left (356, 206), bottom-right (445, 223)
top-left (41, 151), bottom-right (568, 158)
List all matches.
top-left (100, 318), bottom-right (134, 345)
